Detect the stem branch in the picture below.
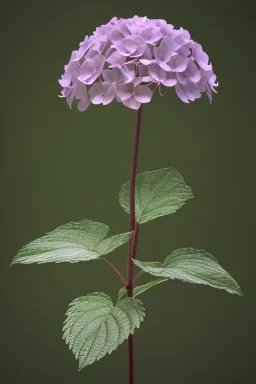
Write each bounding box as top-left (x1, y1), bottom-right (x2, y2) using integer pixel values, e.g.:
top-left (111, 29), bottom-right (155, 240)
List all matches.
top-left (101, 257), bottom-right (127, 287)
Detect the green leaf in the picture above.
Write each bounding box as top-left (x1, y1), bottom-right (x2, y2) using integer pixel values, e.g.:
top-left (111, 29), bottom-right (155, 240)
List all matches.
top-left (133, 248), bottom-right (242, 296)
top-left (63, 293), bottom-right (145, 370)
top-left (118, 278), bottom-right (168, 301)
top-left (11, 219), bottom-right (132, 265)
top-left (119, 168), bottom-right (193, 224)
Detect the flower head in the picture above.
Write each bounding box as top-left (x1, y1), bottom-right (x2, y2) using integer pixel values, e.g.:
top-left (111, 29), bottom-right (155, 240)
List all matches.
top-left (59, 16), bottom-right (218, 111)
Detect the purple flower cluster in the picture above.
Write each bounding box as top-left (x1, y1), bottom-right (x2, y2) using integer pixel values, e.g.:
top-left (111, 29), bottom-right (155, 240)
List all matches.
top-left (59, 16), bottom-right (218, 111)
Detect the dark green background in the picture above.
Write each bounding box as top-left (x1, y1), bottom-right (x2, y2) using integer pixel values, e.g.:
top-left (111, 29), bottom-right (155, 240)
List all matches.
top-left (2, 0), bottom-right (255, 383)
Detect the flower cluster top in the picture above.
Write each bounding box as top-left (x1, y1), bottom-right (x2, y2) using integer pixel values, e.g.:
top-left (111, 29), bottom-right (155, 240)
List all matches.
top-left (59, 16), bottom-right (218, 111)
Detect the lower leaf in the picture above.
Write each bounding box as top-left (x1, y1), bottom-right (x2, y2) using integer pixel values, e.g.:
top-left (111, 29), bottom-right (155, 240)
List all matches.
top-left (63, 292), bottom-right (145, 370)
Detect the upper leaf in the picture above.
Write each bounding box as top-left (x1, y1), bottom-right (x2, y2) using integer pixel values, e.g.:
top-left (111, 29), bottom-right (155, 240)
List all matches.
top-left (133, 248), bottom-right (242, 295)
top-left (11, 219), bottom-right (132, 264)
top-left (63, 292), bottom-right (145, 370)
top-left (118, 278), bottom-right (168, 301)
top-left (119, 168), bottom-right (193, 224)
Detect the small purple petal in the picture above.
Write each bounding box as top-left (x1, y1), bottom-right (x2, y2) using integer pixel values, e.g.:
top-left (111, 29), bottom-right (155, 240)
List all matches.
top-left (116, 83), bottom-right (133, 101)
top-left (140, 59), bottom-right (156, 65)
top-left (115, 38), bottom-right (137, 56)
top-left (106, 51), bottom-right (127, 66)
top-left (123, 97), bottom-right (141, 110)
top-left (119, 64), bottom-right (136, 83)
top-left (169, 55), bottom-right (188, 72)
top-left (133, 85), bottom-right (153, 103)
top-left (162, 72), bottom-right (177, 87)
top-left (103, 84), bottom-right (116, 105)
top-left (154, 36), bottom-right (179, 62)
top-left (175, 83), bottom-right (189, 103)
top-left (177, 61), bottom-right (201, 84)
top-left (102, 69), bottom-right (114, 82)
top-left (140, 27), bottom-right (163, 43)
top-left (174, 28), bottom-right (191, 46)
top-left (78, 61), bottom-right (94, 81)
top-left (89, 82), bottom-right (105, 104)
top-left (75, 79), bottom-right (88, 100)
top-left (78, 95), bottom-right (90, 111)
top-left (148, 63), bottom-right (166, 82)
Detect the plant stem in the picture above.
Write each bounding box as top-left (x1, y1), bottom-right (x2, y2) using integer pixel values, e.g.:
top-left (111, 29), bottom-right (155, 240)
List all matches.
top-left (101, 257), bottom-right (127, 287)
top-left (126, 105), bottom-right (143, 384)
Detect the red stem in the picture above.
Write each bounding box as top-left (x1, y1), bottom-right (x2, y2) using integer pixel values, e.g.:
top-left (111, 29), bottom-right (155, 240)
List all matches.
top-left (126, 105), bottom-right (143, 384)
top-left (101, 257), bottom-right (127, 287)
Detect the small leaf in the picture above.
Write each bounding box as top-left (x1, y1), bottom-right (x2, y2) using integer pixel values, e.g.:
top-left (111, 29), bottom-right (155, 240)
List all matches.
top-left (118, 279), bottom-right (168, 301)
top-left (11, 219), bottom-right (132, 265)
top-left (133, 248), bottom-right (242, 295)
top-left (119, 168), bottom-right (193, 224)
top-left (63, 293), bottom-right (145, 369)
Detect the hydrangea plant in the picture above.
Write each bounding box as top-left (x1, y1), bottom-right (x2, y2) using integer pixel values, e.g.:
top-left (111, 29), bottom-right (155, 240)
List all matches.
top-left (12, 16), bottom-right (241, 384)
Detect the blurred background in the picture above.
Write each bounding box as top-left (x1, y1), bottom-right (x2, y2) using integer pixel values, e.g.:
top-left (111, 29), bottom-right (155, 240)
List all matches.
top-left (2, 0), bottom-right (255, 383)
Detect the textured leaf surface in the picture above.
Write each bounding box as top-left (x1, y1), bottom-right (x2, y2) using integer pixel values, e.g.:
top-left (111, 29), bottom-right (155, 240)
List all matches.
top-left (12, 219), bottom-right (131, 264)
top-left (63, 293), bottom-right (145, 369)
top-left (133, 248), bottom-right (242, 295)
top-left (119, 168), bottom-right (193, 224)
top-left (118, 279), bottom-right (168, 301)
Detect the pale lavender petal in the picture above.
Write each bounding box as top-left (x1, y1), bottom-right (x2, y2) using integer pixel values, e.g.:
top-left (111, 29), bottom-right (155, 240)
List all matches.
top-left (78, 61), bottom-right (93, 81)
top-left (106, 51), bottom-right (127, 65)
top-left (141, 44), bottom-right (154, 60)
top-left (82, 54), bottom-right (105, 85)
top-left (148, 63), bottom-right (166, 82)
top-left (59, 61), bottom-right (79, 87)
top-left (75, 79), bottom-right (88, 100)
top-left (162, 72), bottom-right (177, 87)
top-left (186, 81), bottom-right (202, 99)
top-left (133, 77), bottom-right (144, 87)
top-left (130, 42), bottom-right (147, 57)
top-left (175, 83), bottom-right (189, 103)
top-left (186, 60), bottom-right (201, 82)
top-left (134, 85), bottom-right (153, 103)
top-left (169, 55), bottom-right (188, 72)
top-left (154, 36), bottom-right (179, 62)
top-left (140, 59), bottom-right (156, 65)
top-left (205, 83), bottom-right (213, 103)
top-left (91, 36), bottom-right (108, 53)
top-left (123, 97), bottom-right (141, 110)
top-left (116, 83), bottom-right (133, 101)
top-left (176, 60), bottom-right (201, 84)
top-left (109, 29), bottom-right (125, 44)
top-left (140, 27), bottom-right (163, 43)
top-left (59, 77), bottom-right (72, 87)
top-left (193, 43), bottom-right (212, 71)
top-left (66, 89), bottom-right (76, 108)
top-left (115, 38), bottom-right (137, 56)
top-left (159, 61), bottom-right (173, 71)
top-left (175, 29), bottom-right (191, 46)
top-left (177, 46), bottom-right (191, 58)
top-left (89, 82), bottom-right (105, 104)
top-left (78, 94), bottom-right (90, 111)
top-left (59, 87), bottom-right (72, 97)
top-left (103, 85), bottom-right (116, 105)
top-left (143, 75), bottom-right (155, 83)
top-left (85, 50), bottom-right (100, 61)
top-left (102, 69), bottom-right (114, 82)
top-left (119, 64), bottom-right (136, 83)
